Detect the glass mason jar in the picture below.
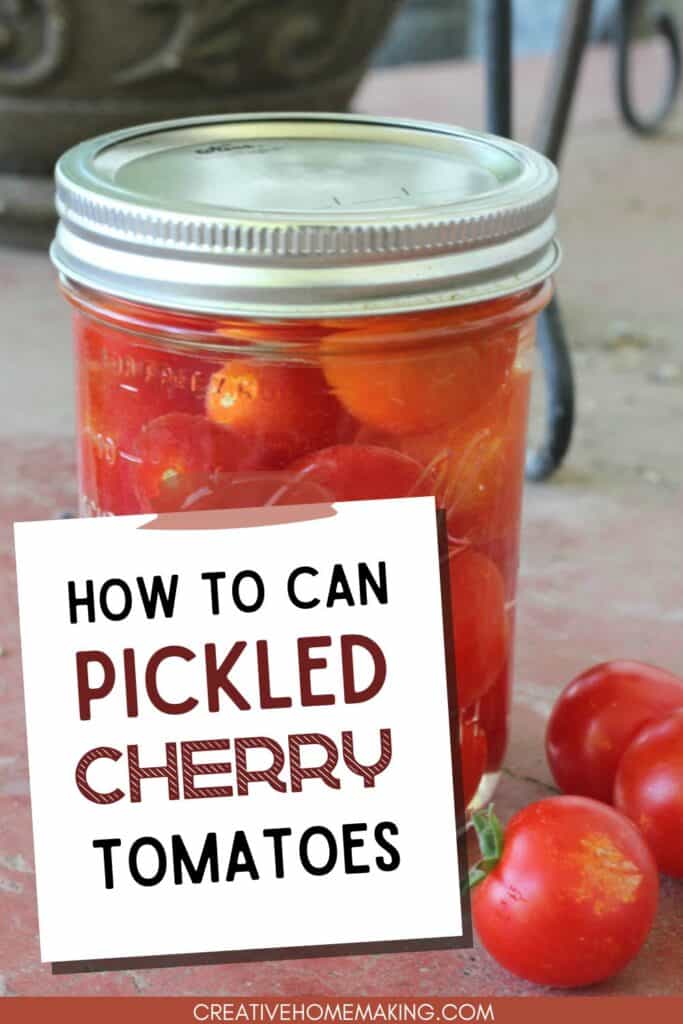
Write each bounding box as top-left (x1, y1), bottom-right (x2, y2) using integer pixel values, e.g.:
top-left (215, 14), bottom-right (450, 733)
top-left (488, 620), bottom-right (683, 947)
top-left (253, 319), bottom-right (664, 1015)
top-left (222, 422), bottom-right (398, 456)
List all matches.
top-left (50, 114), bottom-right (559, 810)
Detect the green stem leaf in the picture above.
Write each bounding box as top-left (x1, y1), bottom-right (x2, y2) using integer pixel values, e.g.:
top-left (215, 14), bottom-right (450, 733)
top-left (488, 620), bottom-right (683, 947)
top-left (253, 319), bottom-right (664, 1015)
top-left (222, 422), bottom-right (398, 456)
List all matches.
top-left (467, 804), bottom-right (505, 890)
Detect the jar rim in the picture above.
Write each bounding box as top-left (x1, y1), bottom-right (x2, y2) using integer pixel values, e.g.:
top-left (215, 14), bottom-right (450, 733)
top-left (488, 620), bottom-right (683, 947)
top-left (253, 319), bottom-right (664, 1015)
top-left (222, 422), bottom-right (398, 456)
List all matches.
top-left (63, 277), bottom-right (553, 359)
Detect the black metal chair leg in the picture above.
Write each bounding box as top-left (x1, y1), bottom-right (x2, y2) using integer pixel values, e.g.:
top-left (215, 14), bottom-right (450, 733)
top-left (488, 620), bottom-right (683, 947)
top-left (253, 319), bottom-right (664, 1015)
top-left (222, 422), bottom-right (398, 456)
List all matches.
top-left (532, 0), bottom-right (595, 164)
top-left (615, 0), bottom-right (682, 135)
top-left (525, 296), bottom-right (575, 482)
top-left (525, 0), bottom-right (592, 481)
top-left (484, 0), bottom-right (513, 137)
top-left (483, 1), bottom-right (594, 480)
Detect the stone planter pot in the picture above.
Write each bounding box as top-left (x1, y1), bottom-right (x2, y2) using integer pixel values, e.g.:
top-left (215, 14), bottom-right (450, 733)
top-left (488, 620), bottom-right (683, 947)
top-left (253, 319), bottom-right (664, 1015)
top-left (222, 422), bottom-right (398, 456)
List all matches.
top-left (0, 0), bottom-right (400, 246)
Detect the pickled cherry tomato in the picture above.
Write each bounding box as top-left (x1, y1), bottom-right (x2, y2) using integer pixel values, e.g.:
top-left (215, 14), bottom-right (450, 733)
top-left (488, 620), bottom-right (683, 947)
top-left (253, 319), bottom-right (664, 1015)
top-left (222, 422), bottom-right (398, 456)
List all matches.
top-left (477, 532), bottom-right (522, 602)
top-left (79, 429), bottom-right (138, 516)
top-left (181, 472), bottom-right (333, 512)
top-left (352, 424), bottom-right (397, 448)
top-left (131, 413), bottom-right (251, 512)
top-left (459, 719), bottom-right (488, 807)
top-left (77, 324), bottom-right (108, 427)
top-left (76, 317), bottom-right (207, 452)
top-left (206, 359), bottom-right (350, 466)
top-left (319, 328), bottom-right (517, 436)
top-left (403, 372), bottom-right (530, 545)
top-left (404, 420), bottom-right (508, 542)
top-left (449, 550), bottom-right (508, 708)
top-left (476, 665), bottom-right (511, 772)
top-left (288, 444), bottom-right (434, 502)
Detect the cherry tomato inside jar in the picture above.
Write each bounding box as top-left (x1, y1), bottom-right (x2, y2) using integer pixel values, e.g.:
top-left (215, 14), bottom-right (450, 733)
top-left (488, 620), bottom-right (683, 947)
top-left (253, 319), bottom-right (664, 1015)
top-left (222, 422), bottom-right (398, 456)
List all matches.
top-left (475, 662), bottom-right (512, 773)
top-left (459, 719), bottom-right (488, 807)
top-left (205, 359), bottom-right (351, 467)
top-left (319, 323), bottom-right (518, 437)
top-left (288, 444), bottom-right (435, 502)
top-left (181, 472), bottom-right (334, 512)
top-left (402, 368), bottom-right (531, 546)
top-left (76, 317), bottom-right (209, 443)
top-left (449, 550), bottom-right (508, 709)
top-left (131, 413), bottom-right (262, 513)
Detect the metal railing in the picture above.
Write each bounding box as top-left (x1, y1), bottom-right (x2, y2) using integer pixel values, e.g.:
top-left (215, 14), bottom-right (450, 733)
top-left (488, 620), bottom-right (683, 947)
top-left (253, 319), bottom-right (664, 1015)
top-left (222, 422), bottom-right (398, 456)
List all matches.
top-left (484, 0), bottom-right (681, 479)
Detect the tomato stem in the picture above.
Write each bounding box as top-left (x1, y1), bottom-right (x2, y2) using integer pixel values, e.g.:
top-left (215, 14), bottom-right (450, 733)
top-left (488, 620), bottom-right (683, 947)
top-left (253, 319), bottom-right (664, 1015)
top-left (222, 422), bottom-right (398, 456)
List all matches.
top-left (468, 804), bottom-right (504, 890)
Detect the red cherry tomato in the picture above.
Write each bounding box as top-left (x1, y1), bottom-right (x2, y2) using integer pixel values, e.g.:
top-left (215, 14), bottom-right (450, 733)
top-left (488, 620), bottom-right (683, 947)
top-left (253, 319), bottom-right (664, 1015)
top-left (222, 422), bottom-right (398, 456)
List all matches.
top-left (546, 660), bottom-right (683, 803)
top-left (476, 663), bottom-right (511, 772)
top-left (205, 359), bottom-right (350, 466)
top-left (449, 550), bottom-right (508, 708)
top-left (614, 709), bottom-right (683, 878)
top-left (459, 719), bottom-right (488, 807)
top-left (77, 328), bottom-right (134, 514)
top-left (351, 424), bottom-right (398, 448)
top-left (471, 797), bottom-right (659, 987)
top-left (402, 371), bottom-right (530, 545)
top-left (79, 426), bottom-right (138, 516)
top-left (288, 444), bottom-right (434, 502)
top-left (131, 413), bottom-right (253, 513)
top-left (181, 472), bottom-right (333, 512)
top-left (476, 530), bottom-right (521, 602)
top-left (77, 317), bottom-right (207, 445)
top-left (320, 328), bottom-right (517, 436)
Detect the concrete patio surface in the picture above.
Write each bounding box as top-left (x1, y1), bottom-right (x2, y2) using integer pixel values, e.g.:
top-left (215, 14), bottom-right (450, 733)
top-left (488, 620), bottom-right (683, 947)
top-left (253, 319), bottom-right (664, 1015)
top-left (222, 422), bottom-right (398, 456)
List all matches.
top-left (1, 42), bottom-right (682, 996)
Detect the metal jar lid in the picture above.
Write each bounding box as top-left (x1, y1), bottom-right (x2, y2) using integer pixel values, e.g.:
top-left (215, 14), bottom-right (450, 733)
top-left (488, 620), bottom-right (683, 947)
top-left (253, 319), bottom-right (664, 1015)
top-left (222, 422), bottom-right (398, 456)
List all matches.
top-left (50, 112), bottom-right (560, 319)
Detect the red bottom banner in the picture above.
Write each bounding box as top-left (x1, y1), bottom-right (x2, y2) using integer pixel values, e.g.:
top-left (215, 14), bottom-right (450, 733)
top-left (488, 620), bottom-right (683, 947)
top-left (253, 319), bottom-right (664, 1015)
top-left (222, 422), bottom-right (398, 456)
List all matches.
top-left (2, 998), bottom-right (682, 1024)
